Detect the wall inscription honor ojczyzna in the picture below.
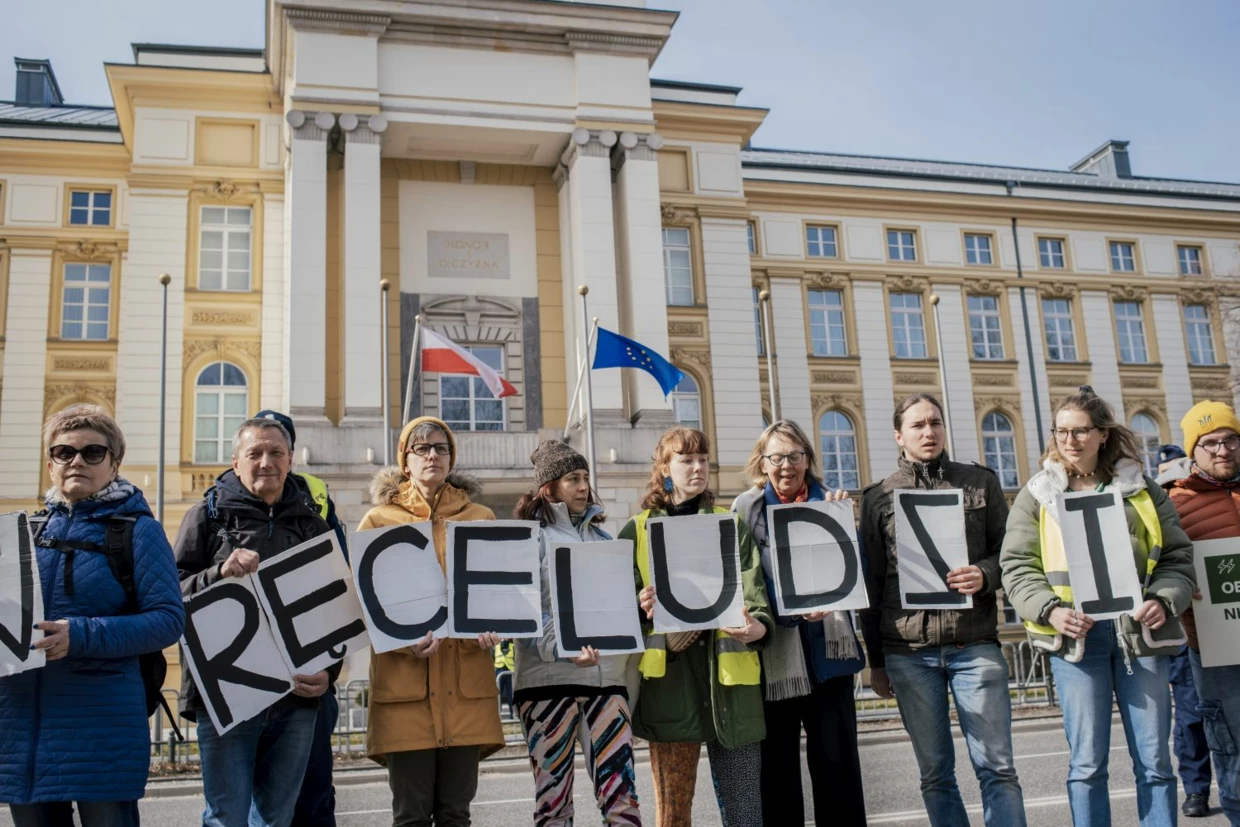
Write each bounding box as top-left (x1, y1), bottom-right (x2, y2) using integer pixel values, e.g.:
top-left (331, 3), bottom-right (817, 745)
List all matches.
top-left (427, 232), bottom-right (510, 279)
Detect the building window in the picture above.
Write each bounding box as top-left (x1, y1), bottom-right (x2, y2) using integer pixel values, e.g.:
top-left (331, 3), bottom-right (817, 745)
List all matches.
top-left (1131, 413), bottom-right (1161, 477)
top-left (1184, 304), bottom-right (1217, 366)
top-left (662, 227), bottom-right (693, 306)
top-left (68, 190), bottom-right (111, 226)
top-left (887, 230), bottom-right (917, 262)
top-left (965, 234), bottom-right (994, 265)
top-left (60, 263), bottom-right (111, 341)
top-left (753, 287), bottom-right (764, 356)
top-left (194, 362), bottom-right (249, 464)
top-left (806, 225), bottom-right (838, 258)
top-left (968, 295), bottom-right (1004, 359)
top-left (747, 221), bottom-right (758, 255)
top-left (671, 374), bottom-right (701, 429)
top-left (808, 289), bottom-right (848, 357)
top-left (1110, 241), bottom-right (1136, 273)
top-left (1178, 245), bottom-right (1204, 276)
top-left (1114, 300), bottom-right (1148, 363)
top-left (440, 345), bottom-right (505, 431)
top-left (1042, 298), bottom-right (1078, 362)
top-left (889, 292), bottom-right (927, 358)
top-left (1038, 238), bottom-right (1066, 269)
top-left (982, 411), bottom-right (1020, 490)
top-left (819, 410), bottom-right (860, 490)
top-left (200, 206), bottom-right (253, 291)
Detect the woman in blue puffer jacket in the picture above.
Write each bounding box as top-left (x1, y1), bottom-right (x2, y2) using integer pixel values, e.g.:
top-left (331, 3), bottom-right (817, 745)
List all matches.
top-left (0, 405), bottom-right (185, 827)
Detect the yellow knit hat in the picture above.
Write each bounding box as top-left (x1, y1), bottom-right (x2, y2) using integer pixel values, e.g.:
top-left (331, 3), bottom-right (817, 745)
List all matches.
top-left (1180, 400), bottom-right (1240, 456)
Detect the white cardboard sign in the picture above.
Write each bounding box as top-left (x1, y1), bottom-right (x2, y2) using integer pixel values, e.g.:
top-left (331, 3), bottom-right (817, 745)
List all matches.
top-left (766, 500), bottom-right (868, 615)
top-left (0, 513), bottom-right (45, 677)
top-left (179, 576), bottom-right (294, 735)
top-left (1190, 538), bottom-right (1240, 668)
top-left (549, 540), bottom-right (645, 658)
top-left (446, 520), bottom-right (542, 639)
top-left (647, 512), bottom-right (746, 633)
top-left (1054, 489), bottom-right (1142, 621)
top-left (894, 489), bottom-right (973, 610)
top-left (351, 522), bottom-right (448, 653)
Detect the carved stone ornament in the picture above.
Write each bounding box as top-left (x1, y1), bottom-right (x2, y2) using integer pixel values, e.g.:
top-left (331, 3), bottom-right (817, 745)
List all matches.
top-left (1039, 282), bottom-right (1078, 299)
top-left (1125, 396), bottom-right (1166, 416)
top-left (660, 204), bottom-right (694, 225)
top-left (811, 393), bottom-right (863, 414)
top-left (44, 383), bottom-right (115, 413)
top-left (58, 240), bottom-right (119, 260)
top-left (1048, 373), bottom-right (1090, 387)
top-left (893, 372), bottom-right (937, 385)
top-left (973, 395), bottom-right (1018, 414)
top-left (667, 322), bottom-right (703, 338)
top-left (191, 310), bottom-right (256, 326)
top-left (1192, 375), bottom-right (1232, 393)
top-left (971, 278), bottom-right (1002, 296)
top-left (421, 294), bottom-right (520, 342)
top-left (811, 371), bottom-right (857, 385)
top-left (1181, 285), bottom-right (1218, 307)
top-left (806, 272), bottom-right (841, 291)
top-left (886, 274), bottom-right (929, 292)
top-left (670, 347), bottom-right (712, 377)
top-left (1110, 284), bottom-right (1148, 301)
top-left (52, 357), bottom-right (110, 372)
top-left (182, 338), bottom-right (261, 369)
top-left (973, 374), bottom-right (1012, 387)
top-left (1124, 376), bottom-right (1160, 389)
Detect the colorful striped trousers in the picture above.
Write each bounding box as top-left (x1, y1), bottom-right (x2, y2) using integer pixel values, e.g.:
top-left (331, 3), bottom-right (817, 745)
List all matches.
top-left (517, 693), bottom-right (642, 827)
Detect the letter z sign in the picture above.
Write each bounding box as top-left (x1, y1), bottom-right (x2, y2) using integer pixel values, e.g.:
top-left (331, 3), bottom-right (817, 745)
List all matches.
top-left (894, 489), bottom-right (972, 610)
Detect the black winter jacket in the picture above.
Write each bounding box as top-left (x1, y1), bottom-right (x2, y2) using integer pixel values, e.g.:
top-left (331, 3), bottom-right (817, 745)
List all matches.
top-left (173, 470), bottom-right (338, 719)
top-left (859, 454), bottom-right (1008, 668)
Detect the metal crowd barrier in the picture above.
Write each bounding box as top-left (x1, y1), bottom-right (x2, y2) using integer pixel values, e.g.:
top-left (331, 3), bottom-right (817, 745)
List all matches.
top-left (150, 643), bottom-right (1058, 761)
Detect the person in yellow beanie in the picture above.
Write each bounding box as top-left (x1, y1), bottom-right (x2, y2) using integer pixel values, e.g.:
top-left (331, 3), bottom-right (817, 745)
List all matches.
top-left (355, 415), bottom-right (504, 826)
top-left (1164, 399), bottom-right (1240, 822)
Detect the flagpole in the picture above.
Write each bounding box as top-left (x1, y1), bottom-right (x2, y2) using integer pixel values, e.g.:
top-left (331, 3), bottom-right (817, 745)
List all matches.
top-left (380, 279), bottom-right (392, 466)
top-left (577, 285), bottom-right (598, 486)
top-left (402, 313), bottom-right (422, 426)
top-left (929, 294), bottom-right (955, 458)
top-left (564, 320), bottom-right (599, 433)
top-left (760, 289), bottom-right (778, 422)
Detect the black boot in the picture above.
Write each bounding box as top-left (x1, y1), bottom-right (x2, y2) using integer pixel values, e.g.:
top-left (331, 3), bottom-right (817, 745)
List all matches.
top-left (1183, 793), bottom-right (1209, 818)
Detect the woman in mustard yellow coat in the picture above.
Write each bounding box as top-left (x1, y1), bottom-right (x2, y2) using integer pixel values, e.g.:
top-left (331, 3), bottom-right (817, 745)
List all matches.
top-left (358, 416), bottom-right (504, 826)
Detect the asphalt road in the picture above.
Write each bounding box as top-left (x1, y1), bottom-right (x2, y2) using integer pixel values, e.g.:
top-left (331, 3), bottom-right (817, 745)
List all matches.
top-left (3, 717), bottom-right (1232, 826)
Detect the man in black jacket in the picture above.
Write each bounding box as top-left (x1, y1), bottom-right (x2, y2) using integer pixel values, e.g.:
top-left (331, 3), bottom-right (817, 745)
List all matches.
top-left (175, 417), bottom-right (339, 827)
top-left (859, 394), bottom-right (1026, 827)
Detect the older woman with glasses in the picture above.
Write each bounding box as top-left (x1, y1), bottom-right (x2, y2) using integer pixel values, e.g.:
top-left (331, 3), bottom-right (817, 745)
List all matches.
top-left (357, 416), bottom-right (505, 826)
top-left (0, 405), bottom-right (184, 827)
top-left (1002, 388), bottom-right (1195, 827)
top-left (732, 420), bottom-right (867, 826)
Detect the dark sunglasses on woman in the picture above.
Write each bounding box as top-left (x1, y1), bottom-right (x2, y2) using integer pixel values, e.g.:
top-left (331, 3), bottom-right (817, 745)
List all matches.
top-left (48, 444), bottom-right (111, 465)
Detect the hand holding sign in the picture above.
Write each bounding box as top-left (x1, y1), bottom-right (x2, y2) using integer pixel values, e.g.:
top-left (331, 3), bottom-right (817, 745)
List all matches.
top-left (721, 607), bottom-right (766, 645)
top-left (33, 620), bottom-right (70, 661)
top-left (221, 548), bottom-right (260, 578)
top-left (291, 670), bottom-right (330, 698)
top-left (946, 565), bottom-right (985, 596)
top-left (1049, 606), bottom-right (1095, 640)
top-left (1132, 599), bottom-right (1167, 630)
top-left (409, 632), bottom-right (440, 659)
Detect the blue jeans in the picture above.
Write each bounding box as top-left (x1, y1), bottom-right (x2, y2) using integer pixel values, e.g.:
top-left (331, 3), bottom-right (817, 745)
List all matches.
top-left (1049, 620), bottom-right (1176, 827)
top-left (885, 642), bottom-right (1026, 827)
top-left (292, 692), bottom-right (338, 827)
top-left (1170, 647), bottom-right (1211, 797)
top-left (8, 801), bottom-right (139, 827)
top-left (1189, 648), bottom-right (1240, 826)
top-left (196, 701), bottom-right (319, 827)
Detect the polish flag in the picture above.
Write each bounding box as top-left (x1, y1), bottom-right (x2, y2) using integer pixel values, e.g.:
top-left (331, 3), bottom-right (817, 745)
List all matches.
top-left (421, 328), bottom-right (518, 398)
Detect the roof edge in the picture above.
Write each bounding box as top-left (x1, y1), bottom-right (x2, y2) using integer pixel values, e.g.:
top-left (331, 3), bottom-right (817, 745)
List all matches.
top-left (131, 43), bottom-right (266, 61)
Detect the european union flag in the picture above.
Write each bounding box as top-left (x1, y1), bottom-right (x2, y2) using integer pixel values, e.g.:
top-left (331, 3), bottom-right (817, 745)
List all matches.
top-left (592, 326), bottom-right (685, 397)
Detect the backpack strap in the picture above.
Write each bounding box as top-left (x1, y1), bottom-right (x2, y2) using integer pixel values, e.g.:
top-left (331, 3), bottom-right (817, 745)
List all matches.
top-left (101, 516), bottom-right (139, 612)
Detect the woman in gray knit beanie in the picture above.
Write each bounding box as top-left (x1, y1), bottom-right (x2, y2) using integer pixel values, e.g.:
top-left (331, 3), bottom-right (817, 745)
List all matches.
top-left (510, 441), bottom-right (640, 825)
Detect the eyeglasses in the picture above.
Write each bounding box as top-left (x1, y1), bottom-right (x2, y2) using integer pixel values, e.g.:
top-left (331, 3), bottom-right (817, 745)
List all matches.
top-left (763, 451), bottom-right (806, 466)
top-left (48, 444), bottom-right (111, 465)
top-left (1198, 436), bottom-right (1240, 455)
top-left (1053, 427), bottom-right (1098, 443)
top-left (408, 443), bottom-right (451, 457)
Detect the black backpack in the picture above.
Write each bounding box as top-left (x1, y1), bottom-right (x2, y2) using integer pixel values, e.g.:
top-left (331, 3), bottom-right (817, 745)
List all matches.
top-left (30, 512), bottom-right (182, 740)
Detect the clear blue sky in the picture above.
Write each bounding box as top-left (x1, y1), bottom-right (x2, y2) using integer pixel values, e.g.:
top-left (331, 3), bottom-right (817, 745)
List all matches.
top-left (3, 0), bottom-right (1237, 182)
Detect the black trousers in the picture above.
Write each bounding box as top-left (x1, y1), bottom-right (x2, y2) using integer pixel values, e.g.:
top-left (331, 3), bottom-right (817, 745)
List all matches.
top-left (292, 691), bottom-right (339, 827)
top-left (760, 674), bottom-right (867, 826)
top-left (387, 746), bottom-right (481, 827)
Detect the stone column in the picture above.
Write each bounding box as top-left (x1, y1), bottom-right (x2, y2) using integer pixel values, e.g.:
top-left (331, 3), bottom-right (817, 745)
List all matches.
top-left (1081, 290), bottom-right (1125, 420)
top-left (284, 110), bottom-right (332, 419)
top-left (854, 281), bottom-right (899, 480)
top-left (1152, 292), bottom-right (1192, 434)
top-left (611, 131), bottom-right (673, 424)
top-left (557, 128), bottom-right (623, 417)
top-left (0, 247), bottom-right (53, 499)
top-left (339, 113), bottom-right (387, 423)
top-left (260, 190), bottom-right (285, 411)
top-left (1009, 286), bottom-right (1052, 473)
top-left (769, 276), bottom-right (813, 427)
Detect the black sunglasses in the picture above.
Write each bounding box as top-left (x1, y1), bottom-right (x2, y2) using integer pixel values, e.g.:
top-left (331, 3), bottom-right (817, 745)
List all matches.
top-left (48, 444), bottom-right (111, 465)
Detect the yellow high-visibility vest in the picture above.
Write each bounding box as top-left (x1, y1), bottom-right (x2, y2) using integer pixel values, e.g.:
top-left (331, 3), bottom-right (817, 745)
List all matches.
top-left (1024, 488), bottom-right (1161, 637)
top-left (297, 472), bottom-right (330, 521)
top-left (633, 507), bottom-right (761, 686)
